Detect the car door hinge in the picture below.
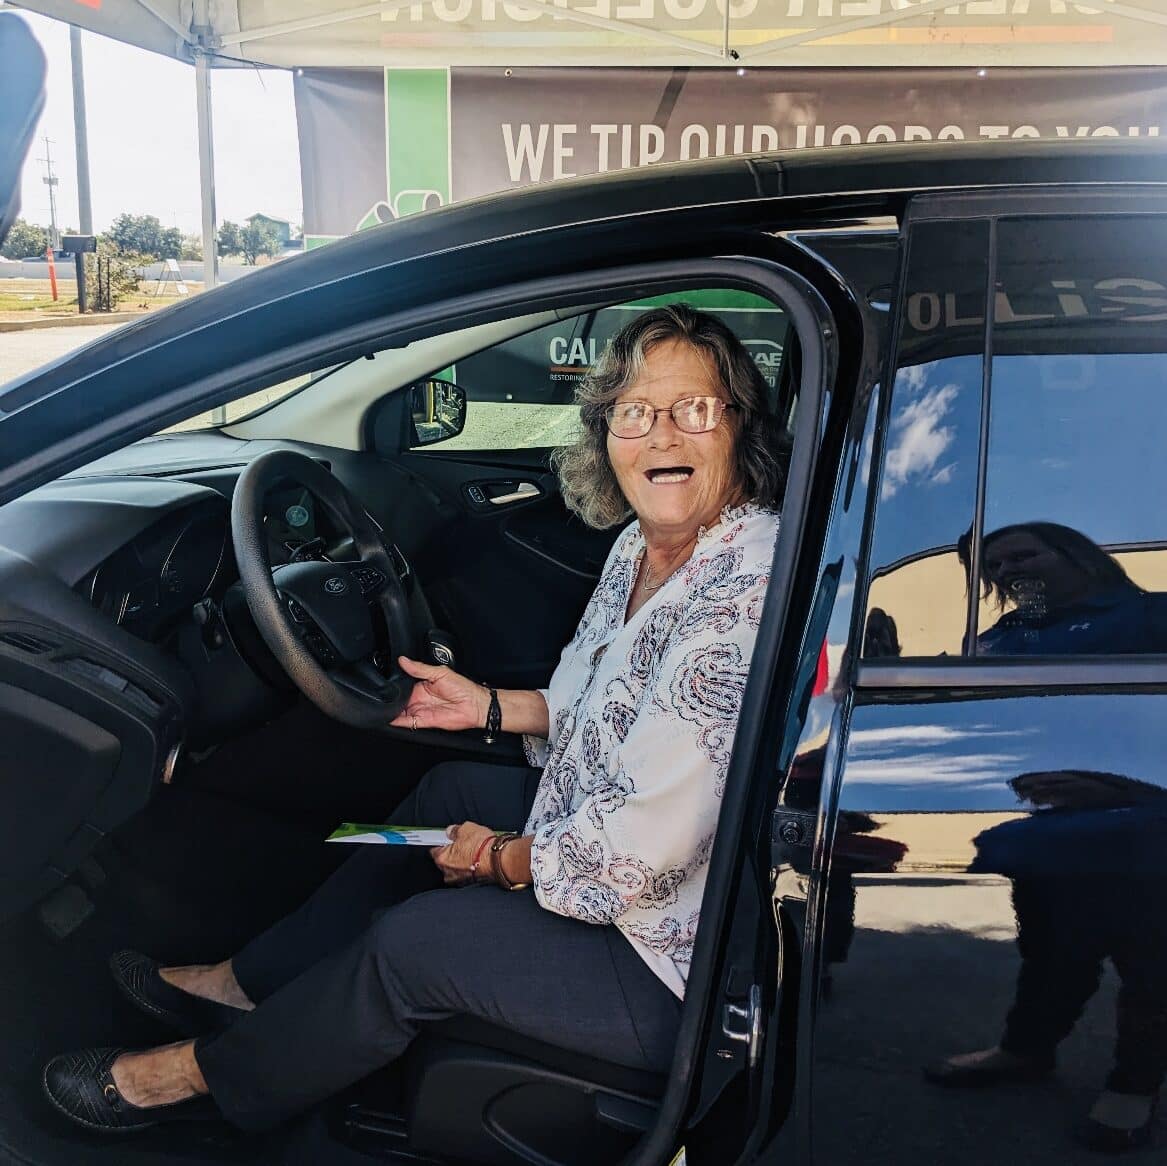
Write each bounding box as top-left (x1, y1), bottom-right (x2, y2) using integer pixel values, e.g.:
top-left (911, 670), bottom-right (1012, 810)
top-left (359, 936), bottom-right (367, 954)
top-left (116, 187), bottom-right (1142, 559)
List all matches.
top-left (721, 983), bottom-right (763, 1068)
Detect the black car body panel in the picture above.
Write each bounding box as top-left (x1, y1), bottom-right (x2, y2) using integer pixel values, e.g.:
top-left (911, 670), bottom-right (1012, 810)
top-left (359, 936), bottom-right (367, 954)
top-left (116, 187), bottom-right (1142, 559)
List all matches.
top-left (1, 138), bottom-right (1166, 1166)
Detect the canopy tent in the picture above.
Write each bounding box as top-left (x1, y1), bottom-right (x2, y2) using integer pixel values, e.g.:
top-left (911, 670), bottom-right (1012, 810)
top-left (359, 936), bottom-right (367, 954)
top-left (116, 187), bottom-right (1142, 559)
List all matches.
top-left (10, 0), bottom-right (1167, 68)
top-left (9, 0), bottom-right (1167, 295)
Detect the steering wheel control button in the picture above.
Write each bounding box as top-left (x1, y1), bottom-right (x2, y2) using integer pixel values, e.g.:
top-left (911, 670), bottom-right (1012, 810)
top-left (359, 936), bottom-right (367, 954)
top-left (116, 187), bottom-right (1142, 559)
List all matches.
top-left (305, 631), bottom-right (337, 666)
top-left (285, 597), bottom-right (309, 623)
top-left (351, 566), bottom-right (386, 594)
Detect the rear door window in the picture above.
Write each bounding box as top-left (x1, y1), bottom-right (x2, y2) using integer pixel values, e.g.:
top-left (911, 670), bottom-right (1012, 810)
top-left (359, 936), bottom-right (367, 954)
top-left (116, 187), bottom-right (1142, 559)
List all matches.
top-left (864, 212), bottom-right (1167, 660)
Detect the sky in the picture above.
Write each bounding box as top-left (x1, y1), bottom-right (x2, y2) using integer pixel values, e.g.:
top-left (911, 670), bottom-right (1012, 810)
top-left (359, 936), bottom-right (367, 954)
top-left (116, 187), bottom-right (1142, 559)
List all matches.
top-left (17, 11), bottom-right (303, 237)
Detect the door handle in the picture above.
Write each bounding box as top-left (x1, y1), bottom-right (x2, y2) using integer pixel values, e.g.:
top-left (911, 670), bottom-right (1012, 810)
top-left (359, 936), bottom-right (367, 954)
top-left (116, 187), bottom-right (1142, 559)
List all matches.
top-left (463, 480), bottom-right (542, 510)
top-left (488, 482), bottom-right (540, 506)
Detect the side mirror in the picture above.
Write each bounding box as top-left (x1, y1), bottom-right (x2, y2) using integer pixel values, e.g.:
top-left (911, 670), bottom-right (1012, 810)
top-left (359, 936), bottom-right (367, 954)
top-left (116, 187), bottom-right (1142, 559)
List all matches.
top-left (408, 378), bottom-right (467, 447)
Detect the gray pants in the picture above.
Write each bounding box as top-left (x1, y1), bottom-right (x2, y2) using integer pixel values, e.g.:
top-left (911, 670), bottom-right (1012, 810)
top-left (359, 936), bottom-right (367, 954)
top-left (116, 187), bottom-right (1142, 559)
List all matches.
top-left (194, 761), bottom-right (681, 1130)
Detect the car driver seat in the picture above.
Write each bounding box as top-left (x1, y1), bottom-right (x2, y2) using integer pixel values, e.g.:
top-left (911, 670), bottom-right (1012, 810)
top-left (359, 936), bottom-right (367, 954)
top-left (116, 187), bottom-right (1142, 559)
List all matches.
top-left (337, 1019), bottom-right (667, 1166)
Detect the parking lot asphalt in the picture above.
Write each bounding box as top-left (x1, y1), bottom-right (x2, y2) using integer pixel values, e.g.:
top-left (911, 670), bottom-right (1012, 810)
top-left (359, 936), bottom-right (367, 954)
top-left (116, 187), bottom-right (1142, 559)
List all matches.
top-left (0, 322), bottom-right (126, 387)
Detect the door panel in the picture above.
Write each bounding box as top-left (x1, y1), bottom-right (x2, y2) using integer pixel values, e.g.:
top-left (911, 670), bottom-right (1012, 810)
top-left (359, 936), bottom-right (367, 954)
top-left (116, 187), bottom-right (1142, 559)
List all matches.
top-left (341, 445), bottom-right (619, 689)
top-left (399, 449), bottom-right (618, 687)
top-left (814, 693), bottom-right (1167, 1166)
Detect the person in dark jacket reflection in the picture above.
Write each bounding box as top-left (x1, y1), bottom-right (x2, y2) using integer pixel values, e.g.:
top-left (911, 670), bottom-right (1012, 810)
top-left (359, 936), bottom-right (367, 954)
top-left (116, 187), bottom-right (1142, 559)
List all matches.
top-left (959, 522), bottom-right (1167, 655)
top-left (925, 769), bottom-right (1167, 1152)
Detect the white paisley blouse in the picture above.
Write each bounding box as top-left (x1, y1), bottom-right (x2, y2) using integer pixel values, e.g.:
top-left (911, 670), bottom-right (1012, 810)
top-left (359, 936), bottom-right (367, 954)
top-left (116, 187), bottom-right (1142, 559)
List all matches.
top-left (522, 502), bottom-right (779, 998)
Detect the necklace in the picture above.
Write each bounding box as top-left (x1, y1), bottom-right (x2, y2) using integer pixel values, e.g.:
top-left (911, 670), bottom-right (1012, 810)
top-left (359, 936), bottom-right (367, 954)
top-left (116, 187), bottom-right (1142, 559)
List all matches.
top-left (640, 555), bottom-right (684, 592)
top-left (641, 561), bottom-right (666, 592)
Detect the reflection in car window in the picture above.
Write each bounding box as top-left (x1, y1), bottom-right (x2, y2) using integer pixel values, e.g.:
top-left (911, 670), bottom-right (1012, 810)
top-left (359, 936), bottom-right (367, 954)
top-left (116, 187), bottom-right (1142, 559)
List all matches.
top-left (411, 290), bottom-right (789, 453)
top-left (865, 215), bottom-right (1167, 660)
top-left (864, 220), bottom-right (989, 657)
top-left (978, 217), bottom-right (1167, 656)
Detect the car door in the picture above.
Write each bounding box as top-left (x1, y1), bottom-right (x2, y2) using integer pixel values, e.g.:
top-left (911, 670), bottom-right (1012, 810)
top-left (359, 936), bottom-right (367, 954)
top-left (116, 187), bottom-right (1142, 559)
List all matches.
top-left (772, 193), bottom-right (1167, 1166)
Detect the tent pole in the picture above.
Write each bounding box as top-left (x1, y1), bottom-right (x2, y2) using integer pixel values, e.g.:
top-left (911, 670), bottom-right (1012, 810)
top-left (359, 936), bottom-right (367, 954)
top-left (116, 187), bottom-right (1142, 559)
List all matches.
top-left (134, 0), bottom-right (198, 46)
top-left (194, 48), bottom-right (218, 291)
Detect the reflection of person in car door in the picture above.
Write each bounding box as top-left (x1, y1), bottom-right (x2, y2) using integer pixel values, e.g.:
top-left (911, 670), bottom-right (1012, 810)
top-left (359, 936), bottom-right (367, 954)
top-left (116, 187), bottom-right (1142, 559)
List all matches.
top-left (44, 306), bottom-right (787, 1134)
top-left (960, 521), bottom-right (1167, 655)
top-left (926, 769), bottom-right (1167, 1152)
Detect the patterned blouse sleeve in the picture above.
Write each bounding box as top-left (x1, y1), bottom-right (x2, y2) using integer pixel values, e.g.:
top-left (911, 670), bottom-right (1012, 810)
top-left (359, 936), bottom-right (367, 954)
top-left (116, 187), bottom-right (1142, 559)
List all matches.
top-left (522, 689), bottom-right (552, 767)
top-left (529, 546), bottom-right (770, 926)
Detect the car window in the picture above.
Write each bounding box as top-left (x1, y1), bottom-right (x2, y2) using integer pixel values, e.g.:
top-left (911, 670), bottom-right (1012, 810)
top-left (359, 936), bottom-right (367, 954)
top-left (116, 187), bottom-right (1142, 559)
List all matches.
top-left (864, 220), bottom-right (989, 658)
top-left (864, 213), bottom-right (1167, 660)
top-left (408, 290), bottom-right (789, 453)
top-left (161, 369), bottom-right (331, 434)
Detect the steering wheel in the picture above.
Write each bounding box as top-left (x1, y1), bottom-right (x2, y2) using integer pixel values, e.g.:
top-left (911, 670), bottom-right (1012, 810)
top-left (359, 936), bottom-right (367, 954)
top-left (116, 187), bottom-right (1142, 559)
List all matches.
top-left (231, 449), bottom-right (418, 728)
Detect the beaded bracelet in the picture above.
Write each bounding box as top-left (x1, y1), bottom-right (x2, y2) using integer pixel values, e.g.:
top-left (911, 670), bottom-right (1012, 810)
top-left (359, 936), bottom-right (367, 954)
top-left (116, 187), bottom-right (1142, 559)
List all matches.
top-left (469, 833), bottom-right (494, 882)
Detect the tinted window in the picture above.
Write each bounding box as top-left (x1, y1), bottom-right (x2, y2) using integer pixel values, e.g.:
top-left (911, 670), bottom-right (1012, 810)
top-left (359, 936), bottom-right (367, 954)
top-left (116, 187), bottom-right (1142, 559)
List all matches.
top-left (975, 217), bottom-right (1167, 657)
top-left (864, 220), bottom-right (989, 658)
top-left (865, 214), bottom-right (1167, 660)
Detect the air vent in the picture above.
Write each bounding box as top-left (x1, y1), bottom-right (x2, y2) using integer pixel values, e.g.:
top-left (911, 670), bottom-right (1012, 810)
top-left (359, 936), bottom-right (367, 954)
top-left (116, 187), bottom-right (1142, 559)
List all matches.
top-left (0, 630), bottom-right (56, 655)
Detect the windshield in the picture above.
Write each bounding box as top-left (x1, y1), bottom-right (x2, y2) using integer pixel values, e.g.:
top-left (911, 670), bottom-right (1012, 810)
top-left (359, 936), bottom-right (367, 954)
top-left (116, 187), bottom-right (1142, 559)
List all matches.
top-left (158, 364), bottom-right (342, 434)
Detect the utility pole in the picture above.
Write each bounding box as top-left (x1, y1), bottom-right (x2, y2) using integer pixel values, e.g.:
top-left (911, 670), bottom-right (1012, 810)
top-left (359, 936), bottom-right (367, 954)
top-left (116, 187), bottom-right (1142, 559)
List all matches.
top-left (38, 137), bottom-right (61, 250)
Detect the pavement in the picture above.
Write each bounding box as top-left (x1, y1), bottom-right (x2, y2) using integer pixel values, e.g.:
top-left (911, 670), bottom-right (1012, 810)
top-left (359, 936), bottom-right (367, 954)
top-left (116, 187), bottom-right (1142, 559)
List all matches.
top-left (0, 321), bottom-right (128, 387)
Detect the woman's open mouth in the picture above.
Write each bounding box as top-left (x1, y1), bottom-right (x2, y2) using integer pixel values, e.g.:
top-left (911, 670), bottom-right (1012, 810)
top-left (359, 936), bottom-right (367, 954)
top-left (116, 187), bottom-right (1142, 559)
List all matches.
top-left (645, 466), bottom-right (694, 485)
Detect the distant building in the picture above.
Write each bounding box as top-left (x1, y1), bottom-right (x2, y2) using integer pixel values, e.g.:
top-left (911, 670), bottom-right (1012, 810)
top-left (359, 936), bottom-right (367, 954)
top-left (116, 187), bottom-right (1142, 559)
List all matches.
top-left (245, 213), bottom-right (296, 248)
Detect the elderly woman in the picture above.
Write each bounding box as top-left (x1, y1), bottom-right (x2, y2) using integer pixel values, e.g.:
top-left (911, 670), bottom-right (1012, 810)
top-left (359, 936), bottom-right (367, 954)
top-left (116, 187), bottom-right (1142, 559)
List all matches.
top-left (44, 303), bottom-right (784, 1134)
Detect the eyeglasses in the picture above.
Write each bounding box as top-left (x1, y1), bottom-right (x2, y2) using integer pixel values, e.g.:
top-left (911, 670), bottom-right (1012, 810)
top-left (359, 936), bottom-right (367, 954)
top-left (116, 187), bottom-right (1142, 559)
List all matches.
top-left (604, 396), bottom-right (738, 439)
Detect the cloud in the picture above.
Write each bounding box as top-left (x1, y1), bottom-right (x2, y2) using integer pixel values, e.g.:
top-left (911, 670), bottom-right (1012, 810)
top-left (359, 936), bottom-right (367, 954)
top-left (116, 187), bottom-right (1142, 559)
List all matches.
top-left (845, 751), bottom-right (1023, 789)
top-left (850, 722), bottom-right (1034, 751)
top-left (880, 367), bottom-right (962, 500)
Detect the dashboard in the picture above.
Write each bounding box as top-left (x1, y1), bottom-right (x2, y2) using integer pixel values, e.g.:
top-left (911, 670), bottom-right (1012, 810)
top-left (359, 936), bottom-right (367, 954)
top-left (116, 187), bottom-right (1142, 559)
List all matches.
top-left (86, 496), bottom-right (227, 640)
top-left (0, 476), bottom-right (230, 646)
top-left (0, 463), bottom-right (351, 647)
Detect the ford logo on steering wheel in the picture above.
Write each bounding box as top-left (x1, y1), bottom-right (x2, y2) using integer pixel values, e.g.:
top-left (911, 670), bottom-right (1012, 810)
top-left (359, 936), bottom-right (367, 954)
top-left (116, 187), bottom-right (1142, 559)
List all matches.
top-left (323, 576), bottom-right (348, 596)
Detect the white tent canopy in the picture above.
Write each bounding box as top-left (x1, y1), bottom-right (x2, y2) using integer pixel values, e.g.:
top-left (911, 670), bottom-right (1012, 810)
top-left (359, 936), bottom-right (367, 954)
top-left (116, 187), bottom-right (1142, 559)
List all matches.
top-left (10, 0), bottom-right (1167, 68)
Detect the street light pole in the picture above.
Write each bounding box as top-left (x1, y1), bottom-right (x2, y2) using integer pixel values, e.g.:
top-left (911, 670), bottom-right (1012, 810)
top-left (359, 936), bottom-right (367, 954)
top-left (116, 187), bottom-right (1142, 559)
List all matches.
top-left (70, 27), bottom-right (93, 236)
top-left (70, 26), bottom-right (93, 313)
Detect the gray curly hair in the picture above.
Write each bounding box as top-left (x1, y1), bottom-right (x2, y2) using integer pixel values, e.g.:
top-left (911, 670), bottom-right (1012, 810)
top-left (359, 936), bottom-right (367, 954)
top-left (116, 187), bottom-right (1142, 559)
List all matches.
top-left (552, 303), bottom-right (788, 529)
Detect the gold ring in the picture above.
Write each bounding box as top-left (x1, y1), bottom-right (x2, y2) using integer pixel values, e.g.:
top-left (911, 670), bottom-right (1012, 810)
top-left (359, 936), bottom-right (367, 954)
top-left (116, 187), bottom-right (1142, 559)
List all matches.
top-left (411, 715), bottom-right (418, 731)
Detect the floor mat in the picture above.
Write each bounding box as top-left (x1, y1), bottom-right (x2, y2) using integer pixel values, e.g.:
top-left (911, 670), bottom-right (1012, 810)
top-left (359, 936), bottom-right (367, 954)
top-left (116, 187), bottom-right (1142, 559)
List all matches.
top-left (0, 787), bottom-right (354, 1165)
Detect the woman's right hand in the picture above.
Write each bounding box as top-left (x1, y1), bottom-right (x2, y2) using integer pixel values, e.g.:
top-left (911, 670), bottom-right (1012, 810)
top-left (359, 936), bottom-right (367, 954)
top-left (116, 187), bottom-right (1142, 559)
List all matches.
top-left (389, 656), bottom-right (488, 733)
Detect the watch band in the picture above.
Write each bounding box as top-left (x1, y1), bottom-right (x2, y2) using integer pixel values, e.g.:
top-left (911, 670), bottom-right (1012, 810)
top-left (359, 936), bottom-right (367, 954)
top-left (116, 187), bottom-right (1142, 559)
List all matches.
top-left (490, 833), bottom-right (531, 891)
top-left (483, 687), bottom-right (502, 744)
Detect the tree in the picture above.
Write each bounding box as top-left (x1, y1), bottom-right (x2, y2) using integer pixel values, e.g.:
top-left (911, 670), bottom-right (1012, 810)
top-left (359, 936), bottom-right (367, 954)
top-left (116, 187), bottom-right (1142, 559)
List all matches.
top-left (239, 221), bottom-right (280, 266)
top-left (0, 218), bottom-right (48, 260)
top-left (180, 233), bottom-right (203, 262)
top-left (85, 239), bottom-right (146, 311)
top-left (104, 213), bottom-right (182, 260)
top-left (217, 220), bottom-right (243, 258)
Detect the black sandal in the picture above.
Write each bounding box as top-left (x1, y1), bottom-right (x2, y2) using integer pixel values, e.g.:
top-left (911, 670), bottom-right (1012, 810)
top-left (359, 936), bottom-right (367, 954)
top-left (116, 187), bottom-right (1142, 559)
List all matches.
top-left (42, 1047), bottom-right (220, 1134)
top-left (110, 950), bottom-right (244, 1037)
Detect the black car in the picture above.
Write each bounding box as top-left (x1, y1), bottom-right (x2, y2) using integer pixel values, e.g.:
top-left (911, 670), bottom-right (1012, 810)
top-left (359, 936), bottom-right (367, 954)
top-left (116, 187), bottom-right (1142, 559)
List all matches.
top-left (2, 59), bottom-right (1167, 1162)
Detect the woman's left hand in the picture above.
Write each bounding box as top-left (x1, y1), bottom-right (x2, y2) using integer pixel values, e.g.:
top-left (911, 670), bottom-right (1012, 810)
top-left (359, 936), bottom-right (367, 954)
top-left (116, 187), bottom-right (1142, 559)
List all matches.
top-left (431, 821), bottom-right (497, 886)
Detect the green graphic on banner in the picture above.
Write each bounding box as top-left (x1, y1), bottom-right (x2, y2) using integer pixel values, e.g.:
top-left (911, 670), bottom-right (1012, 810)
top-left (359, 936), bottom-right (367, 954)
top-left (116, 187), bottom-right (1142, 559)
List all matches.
top-left (382, 68), bottom-right (450, 223)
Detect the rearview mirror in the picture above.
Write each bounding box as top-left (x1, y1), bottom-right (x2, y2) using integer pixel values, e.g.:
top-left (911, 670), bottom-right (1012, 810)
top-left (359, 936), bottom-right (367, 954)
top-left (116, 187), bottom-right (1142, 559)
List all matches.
top-left (408, 378), bottom-right (467, 447)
